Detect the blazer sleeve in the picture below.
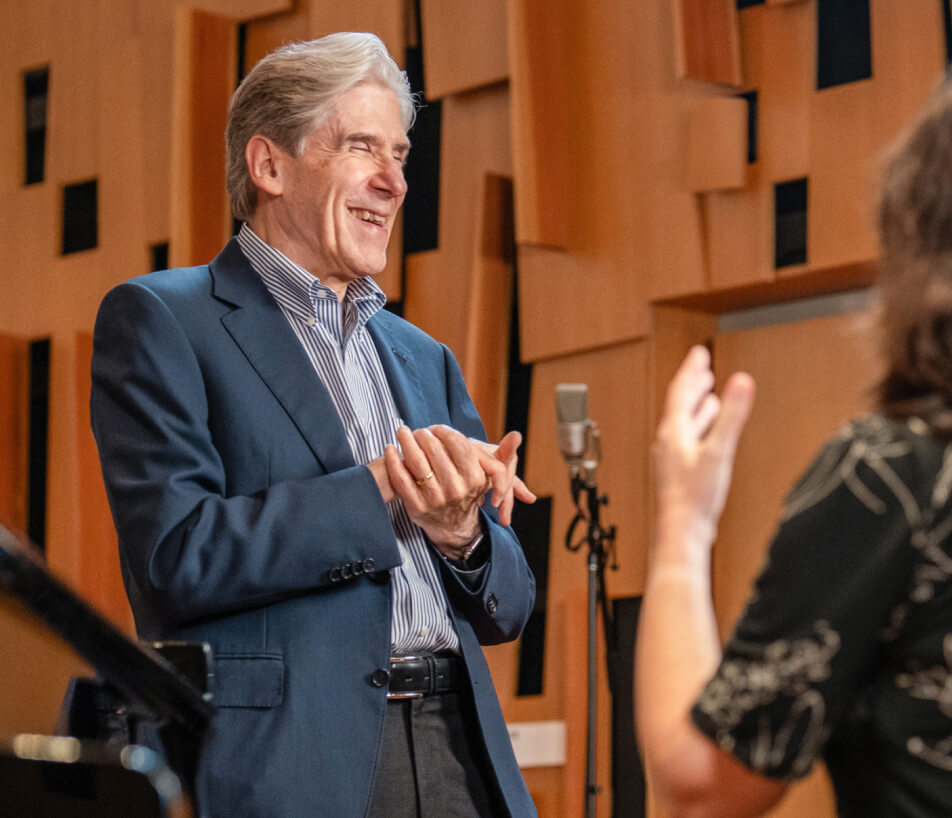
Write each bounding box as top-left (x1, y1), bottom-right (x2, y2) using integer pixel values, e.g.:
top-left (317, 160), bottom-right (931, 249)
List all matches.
top-left (439, 344), bottom-right (537, 646)
top-left (90, 280), bottom-right (402, 632)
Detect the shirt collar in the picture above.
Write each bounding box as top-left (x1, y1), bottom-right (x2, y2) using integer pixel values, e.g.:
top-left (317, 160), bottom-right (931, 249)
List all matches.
top-left (236, 222), bottom-right (387, 324)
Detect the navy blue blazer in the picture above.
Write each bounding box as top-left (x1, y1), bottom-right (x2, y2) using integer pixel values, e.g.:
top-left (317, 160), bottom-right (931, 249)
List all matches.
top-left (90, 239), bottom-right (537, 818)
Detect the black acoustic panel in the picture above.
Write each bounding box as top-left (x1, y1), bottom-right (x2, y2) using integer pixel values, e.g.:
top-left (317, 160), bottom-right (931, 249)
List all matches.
top-left (774, 177), bottom-right (808, 268)
top-left (62, 180), bottom-right (98, 255)
top-left (150, 242), bottom-right (169, 273)
top-left (383, 300), bottom-right (405, 318)
top-left (816, 0), bottom-right (872, 90)
top-left (513, 496), bottom-right (552, 697)
top-left (944, 0), bottom-right (952, 64)
top-left (28, 339), bottom-right (50, 551)
top-left (738, 90), bottom-right (758, 164)
top-left (505, 264), bottom-right (532, 478)
top-left (402, 44), bottom-right (441, 256)
top-left (612, 596), bottom-right (646, 818)
top-left (236, 22), bottom-right (248, 87)
top-left (24, 67), bottom-right (49, 185)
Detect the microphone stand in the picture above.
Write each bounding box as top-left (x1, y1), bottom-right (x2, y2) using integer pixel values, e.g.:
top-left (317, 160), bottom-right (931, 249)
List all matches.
top-left (565, 425), bottom-right (617, 818)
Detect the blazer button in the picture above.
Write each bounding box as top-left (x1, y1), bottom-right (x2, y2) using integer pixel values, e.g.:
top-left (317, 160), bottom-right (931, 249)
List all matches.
top-left (341, 563), bottom-right (353, 580)
top-left (352, 560), bottom-right (365, 576)
top-left (328, 566), bottom-right (342, 583)
top-left (370, 668), bottom-right (391, 688)
top-left (486, 593), bottom-right (498, 614)
top-left (362, 557), bottom-right (376, 573)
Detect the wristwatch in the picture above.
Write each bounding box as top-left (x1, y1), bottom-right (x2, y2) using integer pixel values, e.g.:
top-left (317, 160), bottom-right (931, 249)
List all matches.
top-left (460, 532), bottom-right (484, 562)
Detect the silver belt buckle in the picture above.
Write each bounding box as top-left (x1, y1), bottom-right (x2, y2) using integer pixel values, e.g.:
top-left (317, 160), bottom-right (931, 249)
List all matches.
top-left (387, 655), bottom-right (425, 700)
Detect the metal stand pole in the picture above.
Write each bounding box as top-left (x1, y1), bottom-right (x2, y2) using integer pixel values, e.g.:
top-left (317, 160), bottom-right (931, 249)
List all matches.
top-left (586, 548), bottom-right (598, 818)
top-left (567, 478), bottom-right (617, 818)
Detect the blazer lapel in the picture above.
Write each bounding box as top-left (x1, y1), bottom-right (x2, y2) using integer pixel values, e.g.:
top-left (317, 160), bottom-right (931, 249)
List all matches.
top-left (367, 315), bottom-right (429, 430)
top-left (209, 240), bottom-right (356, 474)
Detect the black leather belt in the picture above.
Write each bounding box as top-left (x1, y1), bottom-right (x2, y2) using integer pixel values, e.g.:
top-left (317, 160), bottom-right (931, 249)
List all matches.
top-left (387, 654), bottom-right (461, 699)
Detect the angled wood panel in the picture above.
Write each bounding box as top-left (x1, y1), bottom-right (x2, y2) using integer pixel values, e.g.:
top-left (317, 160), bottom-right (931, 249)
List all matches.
top-left (461, 174), bottom-right (514, 442)
top-left (807, 81), bottom-right (880, 274)
top-left (705, 186), bottom-right (774, 290)
top-left (507, 0), bottom-right (574, 249)
top-left (186, 0), bottom-right (292, 19)
top-left (672, 0), bottom-right (742, 86)
top-left (0, 335), bottom-right (30, 536)
top-left (420, 0), bottom-right (508, 99)
top-left (754, 1), bottom-right (813, 184)
top-left (684, 96), bottom-right (749, 192)
top-left (301, 0), bottom-right (405, 62)
top-left (46, 1), bottom-right (98, 184)
top-left (169, 6), bottom-right (235, 268)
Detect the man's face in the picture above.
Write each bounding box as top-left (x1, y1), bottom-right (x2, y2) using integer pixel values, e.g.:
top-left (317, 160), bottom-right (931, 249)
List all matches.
top-left (274, 82), bottom-right (409, 294)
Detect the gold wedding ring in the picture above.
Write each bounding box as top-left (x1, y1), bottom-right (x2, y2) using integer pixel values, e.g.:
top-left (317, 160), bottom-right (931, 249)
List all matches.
top-left (415, 470), bottom-right (435, 486)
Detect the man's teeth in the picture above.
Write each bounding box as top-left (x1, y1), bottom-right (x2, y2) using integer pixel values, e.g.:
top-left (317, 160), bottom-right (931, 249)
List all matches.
top-left (351, 209), bottom-right (385, 226)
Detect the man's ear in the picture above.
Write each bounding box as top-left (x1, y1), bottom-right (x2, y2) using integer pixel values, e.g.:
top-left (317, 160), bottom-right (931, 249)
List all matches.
top-left (245, 135), bottom-right (285, 197)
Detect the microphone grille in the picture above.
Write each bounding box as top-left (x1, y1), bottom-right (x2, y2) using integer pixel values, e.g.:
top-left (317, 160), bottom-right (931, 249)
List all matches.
top-left (555, 383), bottom-right (588, 423)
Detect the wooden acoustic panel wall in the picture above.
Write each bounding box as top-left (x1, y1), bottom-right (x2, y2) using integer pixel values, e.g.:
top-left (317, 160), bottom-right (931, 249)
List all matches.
top-left (807, 0), bottom-right (943, 275)
top-left (512, 0), bottom-right (711, 362)
top-left (0, 334), bottom-right (92, 736)
top-left (75, 333), bottom-right (133, 632)
top-left (420, 0), bottom-right (508, 100)
top-left (403, 85), bottom-right (513, 366)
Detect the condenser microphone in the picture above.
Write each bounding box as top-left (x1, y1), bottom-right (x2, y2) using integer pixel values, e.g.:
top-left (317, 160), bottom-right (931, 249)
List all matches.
top-left (555, 383), bottom-right (590, 476)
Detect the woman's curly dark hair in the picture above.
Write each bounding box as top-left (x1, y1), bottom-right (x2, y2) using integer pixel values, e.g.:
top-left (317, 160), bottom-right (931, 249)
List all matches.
top-left (877, 75), bottom-right (952, 435)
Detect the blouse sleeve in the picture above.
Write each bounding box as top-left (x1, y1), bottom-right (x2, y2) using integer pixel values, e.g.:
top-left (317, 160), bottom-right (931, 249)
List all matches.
top-left (690, 416), bottom-right (927, 779)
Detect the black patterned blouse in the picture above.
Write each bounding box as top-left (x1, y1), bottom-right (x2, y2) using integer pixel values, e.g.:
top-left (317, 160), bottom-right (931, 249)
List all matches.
top-left (691, 414), bottom-right (952, 817)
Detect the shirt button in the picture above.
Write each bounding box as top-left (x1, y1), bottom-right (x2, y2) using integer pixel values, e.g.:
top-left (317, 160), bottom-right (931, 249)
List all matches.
top-left (419, 626), bottom-right (429, 638)
top-left (304, 316), bottom-right (316, 327)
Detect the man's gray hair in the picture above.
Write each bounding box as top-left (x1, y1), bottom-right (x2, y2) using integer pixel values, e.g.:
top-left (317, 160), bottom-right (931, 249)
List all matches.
top-left (225, 32), bottom-right (417, 221)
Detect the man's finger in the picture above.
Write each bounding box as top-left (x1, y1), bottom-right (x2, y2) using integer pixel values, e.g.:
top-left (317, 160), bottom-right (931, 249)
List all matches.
top-left (494, 430), bottom-right (522, 465)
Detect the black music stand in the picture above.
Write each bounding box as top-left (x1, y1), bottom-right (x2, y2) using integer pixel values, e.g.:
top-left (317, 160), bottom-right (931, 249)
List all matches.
top-left (0, 525), bottom-right (215, 810)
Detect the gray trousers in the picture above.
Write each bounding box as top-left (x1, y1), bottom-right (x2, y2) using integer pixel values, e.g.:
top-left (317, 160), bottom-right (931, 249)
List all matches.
top-left (366, 691), bottom-right (504, 817)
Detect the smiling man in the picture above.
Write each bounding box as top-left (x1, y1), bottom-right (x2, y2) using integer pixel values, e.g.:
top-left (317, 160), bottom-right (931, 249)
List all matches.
top-left (90, 33), bottom-right (537, 818)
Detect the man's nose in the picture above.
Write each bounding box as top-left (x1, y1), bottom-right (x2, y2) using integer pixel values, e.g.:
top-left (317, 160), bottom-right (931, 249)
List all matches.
top-left (374, 161), bottom-right (408, 198)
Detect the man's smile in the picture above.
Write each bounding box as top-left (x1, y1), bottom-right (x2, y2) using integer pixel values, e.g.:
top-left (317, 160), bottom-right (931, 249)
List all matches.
top-left (349, 207), bottom-right (386, 226)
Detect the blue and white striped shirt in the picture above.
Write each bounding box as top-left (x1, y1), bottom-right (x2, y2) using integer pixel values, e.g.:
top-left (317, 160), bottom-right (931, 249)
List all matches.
top-left (237, 223), bottom-right (459, 653)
